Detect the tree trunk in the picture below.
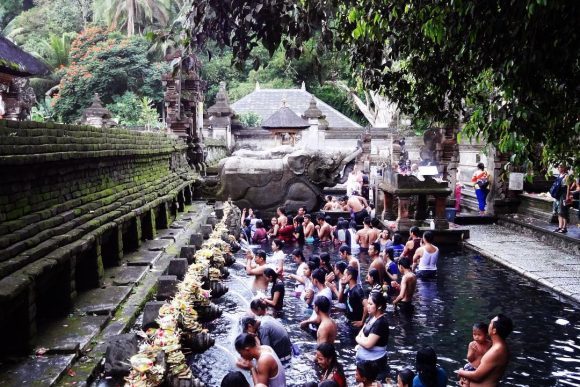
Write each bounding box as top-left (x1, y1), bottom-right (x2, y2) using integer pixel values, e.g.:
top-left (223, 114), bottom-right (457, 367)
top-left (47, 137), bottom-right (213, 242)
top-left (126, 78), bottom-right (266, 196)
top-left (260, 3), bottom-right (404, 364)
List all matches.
top-left (127, 0), bottom-right (135, 37)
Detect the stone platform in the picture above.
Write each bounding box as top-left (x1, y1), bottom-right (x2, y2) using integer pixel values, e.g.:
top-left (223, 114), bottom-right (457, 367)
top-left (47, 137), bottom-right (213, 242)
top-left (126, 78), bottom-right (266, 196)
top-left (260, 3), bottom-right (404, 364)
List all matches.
top-left (0, 201), bottom-right (215, 386)
top-left (464, 224), bottom-right (580, 304)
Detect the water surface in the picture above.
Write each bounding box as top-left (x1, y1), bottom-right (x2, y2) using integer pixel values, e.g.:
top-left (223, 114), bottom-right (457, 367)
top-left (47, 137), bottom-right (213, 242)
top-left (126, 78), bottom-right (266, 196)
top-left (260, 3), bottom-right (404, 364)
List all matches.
top-left (189, 243), bottom-right (580, 386)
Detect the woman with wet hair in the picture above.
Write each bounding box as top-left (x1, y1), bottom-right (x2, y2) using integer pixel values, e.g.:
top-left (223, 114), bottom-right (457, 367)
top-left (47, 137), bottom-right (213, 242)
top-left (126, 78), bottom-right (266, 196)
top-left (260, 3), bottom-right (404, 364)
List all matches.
top-left (413, 346), bottom-right (447, 387)
top-left (315, 342), bottom-right (346, 387)
top-left (366, 268), bottom-right (382, 295)
top-left (262, 268), bottom-right (285, 312)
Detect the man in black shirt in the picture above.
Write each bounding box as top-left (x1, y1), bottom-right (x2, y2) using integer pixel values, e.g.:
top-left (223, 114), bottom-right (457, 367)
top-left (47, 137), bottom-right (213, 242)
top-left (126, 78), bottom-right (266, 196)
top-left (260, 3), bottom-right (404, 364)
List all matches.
top-left (338, 266), bottom-right (367, 328)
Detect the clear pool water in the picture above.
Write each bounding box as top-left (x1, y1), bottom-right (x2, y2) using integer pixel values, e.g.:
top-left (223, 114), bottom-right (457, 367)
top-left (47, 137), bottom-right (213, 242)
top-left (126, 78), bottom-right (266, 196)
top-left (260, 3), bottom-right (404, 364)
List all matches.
top-left (189, 243), bottom-right (580, 386)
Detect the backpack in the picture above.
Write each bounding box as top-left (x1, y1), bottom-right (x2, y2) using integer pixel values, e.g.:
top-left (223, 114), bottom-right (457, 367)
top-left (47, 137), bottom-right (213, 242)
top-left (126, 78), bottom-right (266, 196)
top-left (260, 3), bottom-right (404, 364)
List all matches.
top-left (476, 178), bottom-right (489, 190)
top-left (549, 175), bottom-right (565, 199)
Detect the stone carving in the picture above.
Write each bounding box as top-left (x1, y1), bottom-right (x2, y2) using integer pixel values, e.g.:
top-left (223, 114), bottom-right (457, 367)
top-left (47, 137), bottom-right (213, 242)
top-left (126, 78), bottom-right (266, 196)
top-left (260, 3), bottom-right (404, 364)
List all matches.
top-left (2, 77), bottom-right (36, 120)
top-left (216, 146), bottom-right (362, 214)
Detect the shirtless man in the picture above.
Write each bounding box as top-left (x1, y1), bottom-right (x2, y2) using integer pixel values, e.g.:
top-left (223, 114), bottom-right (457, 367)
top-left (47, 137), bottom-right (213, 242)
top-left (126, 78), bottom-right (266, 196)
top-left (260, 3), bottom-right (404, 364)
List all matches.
top-left (235, 333), bottom-right (286, 386)
top-left (297, 206), bottom-right (306, 217)
top-left (346, 194), bottom-right (369, 224)
top-left (356, 217), bottom-right (374, 251)
top-left (339, 244), bottom-right (359, 271)
top-left (368, 241), bottom-right (386, 284)
top-left (245, 250), bottom-right (269, 290)
top-left (303, 214), bottom-right (315, 239)
top-left (369, 218), bottom-right (381, 245)
top-left (312, 295), bottom-right (337, 344)
top-left (322, 195), bottom-right (335, 211)
top-left (457, 314), bottom-right (513, 387)
top-left (315, 214), bottom-right (332, 242)
top-left (276, 207), bottom-right (287, 225)
top-left (392, 257), bottom-right (417, 314)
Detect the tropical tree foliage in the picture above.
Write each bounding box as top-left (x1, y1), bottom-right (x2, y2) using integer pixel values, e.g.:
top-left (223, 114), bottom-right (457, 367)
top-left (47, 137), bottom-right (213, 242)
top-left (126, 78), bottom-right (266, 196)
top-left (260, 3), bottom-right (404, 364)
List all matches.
top-left (93, 0), bottom-right (172, 36)
top-left (52, 27), bottom-right (168, 122)
top-left (39, 33), bottom-right (77, 69)
top-left (178, 0), bottom-right (579, 170)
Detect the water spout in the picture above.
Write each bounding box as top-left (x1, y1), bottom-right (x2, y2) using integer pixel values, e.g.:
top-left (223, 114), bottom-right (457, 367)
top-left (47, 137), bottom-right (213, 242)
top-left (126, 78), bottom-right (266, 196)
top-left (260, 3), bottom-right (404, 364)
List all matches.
top-left (228, 290), bottom-right (251, 308)
top-left (214, 344), bottom-right (238, 365)
top-left (230, 275), bottom-right (254, 296)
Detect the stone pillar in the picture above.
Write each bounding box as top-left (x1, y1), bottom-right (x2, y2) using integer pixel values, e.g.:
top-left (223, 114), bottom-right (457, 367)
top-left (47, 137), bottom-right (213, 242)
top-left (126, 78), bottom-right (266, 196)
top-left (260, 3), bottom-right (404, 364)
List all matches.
top-left (414, 194), bottom-right (428, 221)
top-left (142, 209), bottom-right (156, 240)
top-left (177, 190), bottom-right (185, 212)
top-left (434, 196), bottom-right (449, 230)
top-left (184, 185), bottom-right (193, 205)
top-left (95, 240), bottom-right (105, 285)
top-left (382, 191), bottom-right (396, 220)
top-left (396, 196), bottom-right (413, 231)
top-left (157, 202), bottom-right (170, 229)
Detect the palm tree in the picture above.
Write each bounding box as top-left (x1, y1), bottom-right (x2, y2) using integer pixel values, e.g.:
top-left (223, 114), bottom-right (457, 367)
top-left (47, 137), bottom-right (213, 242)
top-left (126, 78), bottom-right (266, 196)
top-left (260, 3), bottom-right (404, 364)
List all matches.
top-left (40, 33), bottom-right (76, 68)
top-left (93, 0), bottom-right (172, 36)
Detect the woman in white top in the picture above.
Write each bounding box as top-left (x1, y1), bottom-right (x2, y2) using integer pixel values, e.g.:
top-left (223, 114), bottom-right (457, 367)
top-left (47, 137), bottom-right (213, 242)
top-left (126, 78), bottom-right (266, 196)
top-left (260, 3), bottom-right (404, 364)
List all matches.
top-left (287, 249), bottom-right (308, 298)
top-left (235, 333), bottom-right (286, 387)
top-left (412, 231), bottom-right (439, 279)
top-left (347, 221), bottom-right (361, 255)
top-left (270, 239), bottom-right (285, 277)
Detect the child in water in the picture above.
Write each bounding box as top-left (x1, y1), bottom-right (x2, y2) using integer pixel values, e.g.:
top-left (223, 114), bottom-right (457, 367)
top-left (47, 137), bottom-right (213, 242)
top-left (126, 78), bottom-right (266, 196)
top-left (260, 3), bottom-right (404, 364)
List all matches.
top-left (465, 322), bottom-right (492, 371)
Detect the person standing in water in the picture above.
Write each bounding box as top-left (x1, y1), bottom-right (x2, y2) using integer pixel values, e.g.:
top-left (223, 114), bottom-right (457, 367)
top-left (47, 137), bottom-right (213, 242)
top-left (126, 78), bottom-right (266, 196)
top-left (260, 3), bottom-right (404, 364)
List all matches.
top-left (392, 257), bottom-right (416, 314)
top-left (235, 333), bottom-right (286, 386)
top-left (311, 295), bottom-right (337, 344)
top-left (303, 214), bottom-right (316, 242)
top-left (287, 249), bottom-right (308, 298)
top-left (457, 314), bottom-right (513, 387)
top-left (368, 241), bottom-right (386, 284)
top-left (315, 343), bottom-right (347, 387)
top-left (270, 239), bottom-right (285, 277)
top-left (241, 316), bottom-right (293, 364)
top-left (355, 292), bottom-right (390, 382)
top-left (261, 268), bottom-right (285, 314)
top-left (412, 231), bottom-right (439, 279)
top-left (245, 250), bottom-right (269, 290)
top-left (316, 214), bottom-right (333, 242)
top-left (464, 322), bottom-right (492, 371)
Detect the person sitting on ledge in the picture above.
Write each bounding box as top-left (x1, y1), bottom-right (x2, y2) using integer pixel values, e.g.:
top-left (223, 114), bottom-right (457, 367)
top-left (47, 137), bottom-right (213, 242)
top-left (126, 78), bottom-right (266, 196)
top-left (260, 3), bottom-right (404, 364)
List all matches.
top-left (347, 192), bottom-right (369, 224)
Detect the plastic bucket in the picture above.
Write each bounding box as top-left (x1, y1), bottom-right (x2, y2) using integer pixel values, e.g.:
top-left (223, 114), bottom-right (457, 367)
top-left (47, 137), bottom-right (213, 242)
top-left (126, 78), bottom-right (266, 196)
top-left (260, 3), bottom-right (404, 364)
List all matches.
top-left (445, 208), bottom-right (457, 222)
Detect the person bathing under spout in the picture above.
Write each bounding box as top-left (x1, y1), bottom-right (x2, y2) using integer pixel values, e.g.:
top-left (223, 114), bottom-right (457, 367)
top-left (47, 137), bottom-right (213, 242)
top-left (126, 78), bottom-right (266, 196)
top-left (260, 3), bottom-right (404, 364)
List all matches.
top-left (235, 333), bottom-right (286, 387)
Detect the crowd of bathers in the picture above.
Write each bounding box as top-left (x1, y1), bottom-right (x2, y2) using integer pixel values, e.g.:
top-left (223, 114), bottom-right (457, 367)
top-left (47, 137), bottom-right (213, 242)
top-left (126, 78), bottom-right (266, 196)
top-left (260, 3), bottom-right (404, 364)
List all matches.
top-left (222, 206), bottom-right (514, 387)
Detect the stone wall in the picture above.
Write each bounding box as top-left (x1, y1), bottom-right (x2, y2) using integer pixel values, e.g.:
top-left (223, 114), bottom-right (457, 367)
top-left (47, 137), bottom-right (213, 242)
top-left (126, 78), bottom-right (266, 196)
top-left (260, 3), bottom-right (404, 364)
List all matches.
top-left (0, 120), bottom-right (197, 356)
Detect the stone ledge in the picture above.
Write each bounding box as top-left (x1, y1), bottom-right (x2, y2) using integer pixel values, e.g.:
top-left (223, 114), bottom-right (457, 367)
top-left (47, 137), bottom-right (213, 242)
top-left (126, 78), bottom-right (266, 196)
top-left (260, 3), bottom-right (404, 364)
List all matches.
top-left (464, 241), bottom-right (580, 305)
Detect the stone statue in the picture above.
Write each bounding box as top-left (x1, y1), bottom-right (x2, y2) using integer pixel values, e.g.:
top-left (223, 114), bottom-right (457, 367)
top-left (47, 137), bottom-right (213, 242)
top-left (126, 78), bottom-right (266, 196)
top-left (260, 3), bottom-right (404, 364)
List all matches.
top-left (216, 146), bottom-right (362, 214)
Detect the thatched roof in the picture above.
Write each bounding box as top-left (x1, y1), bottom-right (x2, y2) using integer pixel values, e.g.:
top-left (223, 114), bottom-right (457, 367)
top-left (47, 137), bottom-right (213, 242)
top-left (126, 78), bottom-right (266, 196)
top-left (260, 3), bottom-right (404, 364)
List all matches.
top-left (262, 105), bottom-right (310, 129)
top-left (0, 36), bottom-right (51, 77)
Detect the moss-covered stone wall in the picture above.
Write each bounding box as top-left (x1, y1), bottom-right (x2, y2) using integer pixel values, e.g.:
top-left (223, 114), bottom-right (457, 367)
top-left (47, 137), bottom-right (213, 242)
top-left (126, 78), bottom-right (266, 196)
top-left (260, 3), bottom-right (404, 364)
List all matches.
top-left (0, 120), bottom-right (197, 355)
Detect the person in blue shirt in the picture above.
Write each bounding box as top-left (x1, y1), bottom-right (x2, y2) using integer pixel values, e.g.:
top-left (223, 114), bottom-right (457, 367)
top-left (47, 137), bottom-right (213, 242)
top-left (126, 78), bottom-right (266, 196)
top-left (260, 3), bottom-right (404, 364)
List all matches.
top-left (413, 346), bottom-right (447, 387)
